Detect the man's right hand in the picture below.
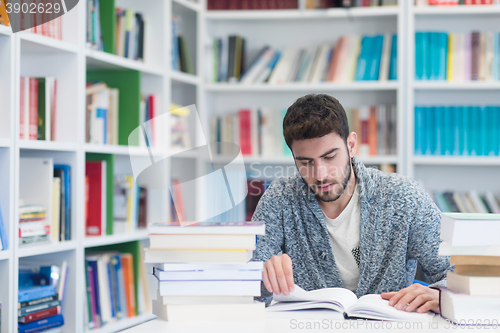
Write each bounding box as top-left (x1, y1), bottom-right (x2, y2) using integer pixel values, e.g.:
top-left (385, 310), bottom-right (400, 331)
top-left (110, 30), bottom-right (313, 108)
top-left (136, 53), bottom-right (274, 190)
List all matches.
top-left (262, 254), bottom-right (294, 296)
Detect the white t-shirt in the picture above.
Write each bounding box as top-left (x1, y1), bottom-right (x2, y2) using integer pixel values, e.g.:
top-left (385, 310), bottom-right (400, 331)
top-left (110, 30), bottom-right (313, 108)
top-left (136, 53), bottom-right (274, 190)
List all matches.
top-left (321, 184), bottom-right (361, 292)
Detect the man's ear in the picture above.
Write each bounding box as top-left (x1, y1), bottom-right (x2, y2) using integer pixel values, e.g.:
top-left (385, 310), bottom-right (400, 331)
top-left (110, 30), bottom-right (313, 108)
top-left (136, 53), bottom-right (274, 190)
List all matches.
top-left (347, 132), bottom-right (357, 157)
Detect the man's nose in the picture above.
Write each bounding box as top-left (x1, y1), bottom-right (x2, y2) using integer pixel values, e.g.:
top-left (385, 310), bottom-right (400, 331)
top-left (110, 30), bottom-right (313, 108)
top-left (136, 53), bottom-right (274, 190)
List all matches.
top-left (314, 162), bottom-right (329, 182)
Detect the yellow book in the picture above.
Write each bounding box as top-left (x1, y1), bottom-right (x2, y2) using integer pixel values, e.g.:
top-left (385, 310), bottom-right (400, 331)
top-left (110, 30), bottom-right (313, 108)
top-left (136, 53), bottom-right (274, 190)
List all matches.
top-left (347, 36), bottom-right (362, 82)
top-left (51, 178), bottom-right (61, 242)
top-left (125, 175), bottom-right (134, 232)
top-left (447, 34), bottom-right (454, 82)
top-left (0, 0), bottom-right (10, 27)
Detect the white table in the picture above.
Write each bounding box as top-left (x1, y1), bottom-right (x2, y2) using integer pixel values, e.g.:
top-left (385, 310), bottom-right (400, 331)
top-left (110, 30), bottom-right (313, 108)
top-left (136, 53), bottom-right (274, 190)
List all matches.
top-left (122, 310), bottom-right (500, 333)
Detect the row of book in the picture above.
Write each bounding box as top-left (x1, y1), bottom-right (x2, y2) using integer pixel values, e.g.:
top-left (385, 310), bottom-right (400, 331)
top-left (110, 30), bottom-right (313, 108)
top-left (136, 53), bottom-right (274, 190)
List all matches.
top-left (85, 160), bottom-right (147, 237)
top-left (306, 0), bottom-right (397, 8)
top-left (415, 0), bottom-right (498, 5)
top-left (414, 105), bottom-right (500, 156)
top-left (438, 213), bottom-right (500, 322)
top-left (415, 31), bottom-right (500, 81)
top-left (207, 34), bottom-right (397, 84)
top-left (18, 261), bottom-right (68, 332)
top-left (84, 250), bottom-right (150, 329)
top-left (86, 0), bottom-right (146, 62)
top-left (207, 0), bottom-right (297, 10)
top-left (347, 105), bottom-right (398, 156)
top-left (86, 82), bottom-right (119, 145)
top-left (19, 77), bottom-right (57, 141)
top-left (146, 221), bottom-right (265, 321)
top-left (432, 190), bottom-right (500, 214)
top-left (17, 3), bottom-right (63, 40)
top-left (19, 159), bottom-right (72, 246)
top-left (0, 203), bottom-right (7, 251)
top-left (138, 94), bottom-right (160, 148)
top-left (172, 16), bottom-right (194, 74)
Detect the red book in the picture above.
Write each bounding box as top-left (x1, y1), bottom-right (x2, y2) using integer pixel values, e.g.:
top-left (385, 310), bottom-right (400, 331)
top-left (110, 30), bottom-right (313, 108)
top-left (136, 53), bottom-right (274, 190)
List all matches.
top-left (148, 95), bottom-right (155, 147)
top-left (29, 78), bottom-right (38, 140)
top-left (20, 77), bottom-right (25, 139)
top-left (19, 306), bottom-right (60, 324)
top-left (368, 106), bottom-right (378, 156)
top-left (85, 161), bottom-right (106, 236)
top-left (238, 109), bottom-right (252, 155)
top-left (471, 32), bottom-right (480, 80)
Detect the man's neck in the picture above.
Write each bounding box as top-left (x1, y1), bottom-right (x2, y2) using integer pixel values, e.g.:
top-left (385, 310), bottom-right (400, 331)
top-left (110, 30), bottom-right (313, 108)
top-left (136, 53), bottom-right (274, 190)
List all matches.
top-left (318, 168), bottom-right (357, 220)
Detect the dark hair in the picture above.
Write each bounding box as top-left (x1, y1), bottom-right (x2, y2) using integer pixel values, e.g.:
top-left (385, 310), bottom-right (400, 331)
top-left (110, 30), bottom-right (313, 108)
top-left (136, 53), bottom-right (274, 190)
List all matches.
top-left (283, 94), bottom-right (350, 149)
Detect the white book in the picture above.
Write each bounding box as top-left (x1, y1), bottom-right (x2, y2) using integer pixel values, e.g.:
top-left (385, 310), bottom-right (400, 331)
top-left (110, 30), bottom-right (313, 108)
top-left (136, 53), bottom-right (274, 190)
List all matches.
top-left (440, 213), bottom-right (500, 247)
top-left (309, 44), bottom-right (330, 83)
top-left (447, 272), bottom-right (500, 296)
top-left (439, 241), bottom-right (500, 256)
top-left (485, 31), bottom-right (495, 81)
top-left (485, 191), bottom-right (500, 214)
top-left (147, 220), bottom-right (265, 235)
top-left (109, 88), bottom-right (119, 146)
top-left (268, 285), bottom-right (435, 322)
top-left (151, 261), bottom-right (264, 272)
top-left (260, 107), bottom-right (276, 157)
top-left (454, 33), bottom-right (465, 82)
top-left (479, 33), bottom-right (487, 81)
top-left (268, 47), bottom-right (295, 85)
top-left (377, 105), bottom-right (387, 155)
top-left (441, 288), bottom-right (500, 322)
top-left (468, 190), bottom-right (489, 214)
top-left (301, 46), bottom-right (320, 83)
top-left (158, 295), bottom-right (255, 305)
top-left (205, 38), bottom-right (214, 83)
top-left (153, 267), bottom-right (262, 281)
top-left (452, 193), bottom-right (468, 213)
top-left (157, 280), bottom-right (262, 296)
top-left (96, 255), bottom-right (113, 324)
top-left (343, 35), bottom-right (362, 82)
top-left (286, 48), bottom-right (304, 82)
top-left (358, 106), bottom-right (370, 156)
top-left (149, 233), bottom-right (256, 250)
top-left (240, 48), bottom-right (274, 84)
top-left (51, 177), bottom-right (61, 242)
top-left (45, 77), bottom-right (55, 141)
top-left (220, 37), bottom-right (229, 81)
top-left (144, 248), bottom-right (254, 263)
top-left (379, 34), bottom-right (391, 81)
top-left (152, 298), bottom-right (265, 321)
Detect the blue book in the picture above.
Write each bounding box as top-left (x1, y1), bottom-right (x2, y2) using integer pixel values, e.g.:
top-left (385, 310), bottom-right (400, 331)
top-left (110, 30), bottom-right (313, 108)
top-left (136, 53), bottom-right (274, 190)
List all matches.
top-left (437, 32), bottom-right (448, 81)
top-left (0, 203), bottom-right (8, 250)
top-left (106, 260), bottom-right (116, 319)
top-left (87, 259), bottom-right (102, 325)
top-left (422, 32), bottom-right (431, 80)
top-left (18, 285), bottom-right (56, 303)
top-left (389, 34), bottom-right (398, 80)
top-left (434, 106), bottom-right (445, 155)
top-left (364, 36), bottom-right (377, 81)
top-left (172, 20), bottom-right (179, 71)
top-left (414, 106), bottom-right (425, 155)
top-left (443, 106), bottom-right (453, 155)
top-left (429, 32), bottom-right (439, 80)
top-left (54, 165), bottom-right (71, 242)
top-left (96, 108), bottom-right (107, 144)
top-left (424, 106), bottom-right (434, 155)
top-left (451, 106), bottom-right (460, 156)
top-left (415, 32), bottom-right (424, 80)
top-left (369, 35), bottom-right (384, 80)
top-left (494, 107), bottom-right (500, 156)
top-left (461, 106), bottom-right (471, 156)
top-left (494, 33), bottom-right (499, 81)
top-left (18, 313), bottom-right (64, 333)
top-left (355, 36), bottom-right (371, 81)
top-left (469, 106), bottom-right (480, 156)
top-left (110, 254), bottom-right (123, 319)
top-left (479, 107), bottom-right (488, 156)
top-left (433, 192), bottom-right (451, 212)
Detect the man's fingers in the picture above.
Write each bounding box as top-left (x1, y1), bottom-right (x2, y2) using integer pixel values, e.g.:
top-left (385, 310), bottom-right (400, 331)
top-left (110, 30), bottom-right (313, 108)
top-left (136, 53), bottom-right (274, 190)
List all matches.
top-left (404, 294), bottom-right (432, 312)
top-left (273, 258), bottom-right (290, 296)
top-left (281, 254), bottom-right (294, 292)
top-left (262, 265), bottom-right (273, 293)
top-left (387, 285), bottom-right (413, 306)
top-left (380, 292), bottom-right (397, 300)
top-left (395, 290), bottom-right (420, 310)
top-left (266, 261), bottom-right (281, 295)
top-left (417, 300), bottom-right (439, 314)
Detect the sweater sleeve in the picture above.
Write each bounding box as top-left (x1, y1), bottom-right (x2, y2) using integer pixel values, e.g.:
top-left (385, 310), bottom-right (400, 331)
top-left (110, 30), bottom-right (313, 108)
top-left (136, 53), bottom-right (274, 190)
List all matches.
top-left (251, 180), bottom-right (286, 305)
top-left (407, 182), bottom-right (455, 287)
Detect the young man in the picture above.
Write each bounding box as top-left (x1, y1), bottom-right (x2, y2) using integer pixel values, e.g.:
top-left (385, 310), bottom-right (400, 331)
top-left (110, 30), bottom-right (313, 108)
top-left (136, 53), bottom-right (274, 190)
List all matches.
top-left (252, 94), bottom-right (453, 314)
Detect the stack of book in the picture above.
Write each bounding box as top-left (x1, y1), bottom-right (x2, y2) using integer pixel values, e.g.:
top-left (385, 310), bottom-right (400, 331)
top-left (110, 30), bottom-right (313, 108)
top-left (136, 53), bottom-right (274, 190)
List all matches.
top-left (207, 34), bottom-right (397, 84)
top-left (85, 82), bottom-right (119, 145)
top-left (18, 261), bottom-right (68, 333)
top-left (414, 105), bottom-right (500, 156)
top-left (19, 76), bottom-right (57, 141)
top-left (432, 190), bottom-right (500, 214)
top-left (415, 0), bottom-right (498, 5)
top-left (115, 8), bottom-right (146, 61)
top-left (415, 31), bottom-right (500, 82)
top-left (307, 0), bottom-right (397, 8)
top-left (18, 205), bottom-right (49, 246)
top-left (438, 213), bottom-right (500, 322)
top-left (145, 221), bottom-right (266, 321)
top-left (207, 0), bottom-right (298, 10)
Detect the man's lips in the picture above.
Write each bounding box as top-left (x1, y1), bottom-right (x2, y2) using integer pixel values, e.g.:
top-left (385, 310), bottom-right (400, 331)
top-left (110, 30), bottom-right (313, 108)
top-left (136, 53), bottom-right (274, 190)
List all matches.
top-left (316, 183), bottom-right (334, 191)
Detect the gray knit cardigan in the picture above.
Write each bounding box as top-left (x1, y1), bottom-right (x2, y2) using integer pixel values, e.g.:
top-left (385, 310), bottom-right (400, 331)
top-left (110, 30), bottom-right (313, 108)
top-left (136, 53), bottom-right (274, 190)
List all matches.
top-left (251, 156), bottom-right (453, 303)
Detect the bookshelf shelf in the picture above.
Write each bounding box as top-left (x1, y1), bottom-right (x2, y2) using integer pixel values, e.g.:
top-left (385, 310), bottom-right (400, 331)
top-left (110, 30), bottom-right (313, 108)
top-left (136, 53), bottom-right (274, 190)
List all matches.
top-left (18, 140), bottom-right (78, 152)
top-left (205, 82), bottom-right (399, 92)
top-left (173, 0), bottom-right (201, 13)
top-left (86, 313), bottom-right (156, 333)
top-left (0, 250), bottom-right (9, 261)
top-left (0, 138), bottom-right (10, 148)
top-left (83, 229), bottom-right (149, 248)
top-left (19, 33), bottom-right (79, 54)
top-left (205, 6), bottom-right (399, 20)
top-left (0, 25), bottom-right (12, 35)
top-left (85, 49), bottom-right (165, 76)
top-left (17, 240), bottom-right (77, 258)
top-left (413, 81), bottom-right (500, 90)
top-left (413, 156), bottom-right (500, 166)
top-left (171, 70), bottom-right (201, 86)
top-left (83, 143), bottom-right (163, 156)
top-left (412, 5), bottom-right (500, 15)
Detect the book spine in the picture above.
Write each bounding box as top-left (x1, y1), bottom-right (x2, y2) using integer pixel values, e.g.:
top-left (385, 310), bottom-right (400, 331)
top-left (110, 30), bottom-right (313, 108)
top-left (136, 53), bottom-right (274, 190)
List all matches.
top-left (18, 300), bottom-right (60, 317)
top-left (18, 306), bottom-right (60, 324)
top-left (18, 313), bottom-right (64, 333)
top-left (18, 286), bottom-right (56, 303)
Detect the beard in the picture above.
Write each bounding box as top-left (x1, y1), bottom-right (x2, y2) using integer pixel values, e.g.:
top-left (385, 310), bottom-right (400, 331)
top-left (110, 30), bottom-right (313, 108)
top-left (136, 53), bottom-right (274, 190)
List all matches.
top-left (312, 155), bottom-right (352, 203)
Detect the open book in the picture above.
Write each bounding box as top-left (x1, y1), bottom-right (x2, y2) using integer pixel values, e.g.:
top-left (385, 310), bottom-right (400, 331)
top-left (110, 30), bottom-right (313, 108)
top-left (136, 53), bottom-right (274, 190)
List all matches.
top-left (267, 285), bottom-right (435, 322)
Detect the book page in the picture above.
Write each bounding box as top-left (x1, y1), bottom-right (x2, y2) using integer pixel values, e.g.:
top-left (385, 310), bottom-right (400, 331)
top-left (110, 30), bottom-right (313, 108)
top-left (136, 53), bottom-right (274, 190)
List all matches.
top-left (346, 294), bottom-right (435, 322)
top-left (273, 285), bottom-right (358, 311)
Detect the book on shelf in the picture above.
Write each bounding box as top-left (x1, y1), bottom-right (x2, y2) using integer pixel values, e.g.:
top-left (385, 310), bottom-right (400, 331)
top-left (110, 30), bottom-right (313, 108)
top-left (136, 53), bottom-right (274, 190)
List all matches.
top-left (114, 8), bottom-right (145, 61)
top-left (208, 0), bottom-right (298, 10)
top-left (85, 250), bottom-right (148, 329)
top-left (18, 0), bottom-right (62, 40)
top-left (208, 34), bottom-right (397, 84)
top-left (139, 93), bottom-right (159, 148)
top-left (53, 165), bottom-right (71, 242)
top-left (85, 160), bottom-right (107, 236)
top-left (170, 104), bottom-right (191, 152)
top-left (307, 0), bottom-right (397, 8)
top-left (172, 16), bottom-right (194, 74)
top-left (86, 0), bottom-right (104, 50)
top-left (19, 205), bottom-right (50, 246)
top-left (415, 31), bottom-right (500, 82)
top-left (18, 314), bottom-right (64, 333)
top-left (113, 174), bottom-right (145, 234)
top-left (267, 285), bottom-right (435, 321)
top-left (0, 202), bottom-right (8, 250)
top-left (432, 190), bottom-right (500, 215)
top-left (19, 76), bottom-right (57, 141)
top-left (415, 0), bottom-right (498, 5)
top-left (414, 105), bottom-right (500, 156)
top-left (85, 82), bottom-right (119, 145)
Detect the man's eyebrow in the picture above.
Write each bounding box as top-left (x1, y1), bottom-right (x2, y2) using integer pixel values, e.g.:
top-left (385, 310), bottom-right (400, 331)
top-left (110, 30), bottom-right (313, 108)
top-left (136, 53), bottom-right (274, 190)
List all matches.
top-left (294, 148), bottom-right (340, 160)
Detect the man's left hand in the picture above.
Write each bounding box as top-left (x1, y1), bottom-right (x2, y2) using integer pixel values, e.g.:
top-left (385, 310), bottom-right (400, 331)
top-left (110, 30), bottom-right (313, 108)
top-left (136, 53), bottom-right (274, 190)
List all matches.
top-left (380, 283), bottom-right (440, 314)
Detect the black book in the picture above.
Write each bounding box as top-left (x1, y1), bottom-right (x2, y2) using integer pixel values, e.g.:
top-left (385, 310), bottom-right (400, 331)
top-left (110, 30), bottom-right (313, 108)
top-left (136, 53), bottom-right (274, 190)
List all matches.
top-left (239, 45), bottom-right (269, 81)
top-left (227, 36), bottom-right (237, 82)
top-left (178, 36), bottom-right (187, 73)
top-left (443, 192), bottom-right (460, 213)
top-left (136, 13), bottom-right (145, 61)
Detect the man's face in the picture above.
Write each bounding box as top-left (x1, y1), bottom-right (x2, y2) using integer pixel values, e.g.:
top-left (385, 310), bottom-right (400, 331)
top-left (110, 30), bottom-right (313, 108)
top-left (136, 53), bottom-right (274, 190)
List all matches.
top-left (291, 132), bottom-right (353, 202)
